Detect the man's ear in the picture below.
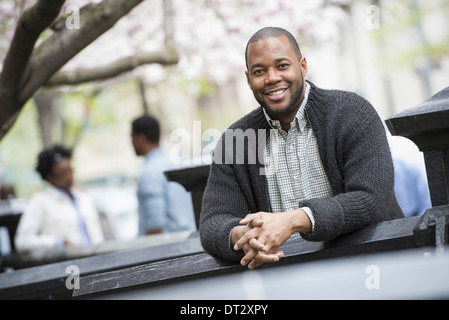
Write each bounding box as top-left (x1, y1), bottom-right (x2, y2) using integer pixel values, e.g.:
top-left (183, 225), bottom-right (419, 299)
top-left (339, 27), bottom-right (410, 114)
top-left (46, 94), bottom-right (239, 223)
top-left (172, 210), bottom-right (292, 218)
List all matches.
top-left (301, 57), bottom-right (308, 77)
top-left (245, 70), bottom-right (251, 86)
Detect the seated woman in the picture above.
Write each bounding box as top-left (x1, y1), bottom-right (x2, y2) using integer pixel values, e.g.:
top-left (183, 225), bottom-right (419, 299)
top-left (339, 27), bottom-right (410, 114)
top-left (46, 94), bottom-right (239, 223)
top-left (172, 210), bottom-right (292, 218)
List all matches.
top-left (15, 145), bottom-right (105, 260)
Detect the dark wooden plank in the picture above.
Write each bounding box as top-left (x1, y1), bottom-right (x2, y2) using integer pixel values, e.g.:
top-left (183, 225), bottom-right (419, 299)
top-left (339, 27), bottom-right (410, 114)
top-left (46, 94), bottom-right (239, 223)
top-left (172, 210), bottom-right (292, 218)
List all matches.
top-left (73, 216), bottom-right (423, 298)
top-left (164, 164), bottom-right (210, 228)
top-left (385, 86), bottom-right (449, 145)
top-left (0, 232), bottom-right (203, 299)
top-left (164, 164), bottom-right (210, 192)
top-left (2, 229), bottom-right (195, 270)
top-left (86, 246), bottom-right (449, 300)
top-left (385, 86), bottom-right (449, 206)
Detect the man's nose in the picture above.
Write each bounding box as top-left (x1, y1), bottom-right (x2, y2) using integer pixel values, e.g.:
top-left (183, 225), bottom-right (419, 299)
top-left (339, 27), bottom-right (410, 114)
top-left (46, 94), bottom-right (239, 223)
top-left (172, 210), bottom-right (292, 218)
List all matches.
top-left (265, 68), bottom-right (281, 84)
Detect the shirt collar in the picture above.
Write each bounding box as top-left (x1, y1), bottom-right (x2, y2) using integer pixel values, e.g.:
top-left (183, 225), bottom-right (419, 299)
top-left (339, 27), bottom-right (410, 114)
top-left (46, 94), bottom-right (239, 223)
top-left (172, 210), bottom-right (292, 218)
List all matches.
top-left (145, 147), bottom-right (162, 160)
top-left (49, 185), bottom-right (75, 201)
top-left (263, 82), bottom-right (311, 132)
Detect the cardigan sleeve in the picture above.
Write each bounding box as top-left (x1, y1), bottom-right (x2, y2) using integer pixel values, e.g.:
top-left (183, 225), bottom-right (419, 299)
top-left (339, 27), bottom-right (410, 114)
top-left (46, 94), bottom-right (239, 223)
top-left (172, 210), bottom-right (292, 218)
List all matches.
top-left (199, 160), bottom-right (248, 261)
top-left (300, 93), bottom-right (403, 241)
top-left (199, 124), bottom-right (261, 261)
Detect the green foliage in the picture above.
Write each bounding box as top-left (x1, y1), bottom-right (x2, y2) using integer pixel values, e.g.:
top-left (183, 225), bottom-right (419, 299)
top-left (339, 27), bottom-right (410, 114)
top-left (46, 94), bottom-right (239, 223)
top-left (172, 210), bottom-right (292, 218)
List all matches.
top-left (179, 76), bottom-right (217, 98)
top-left (371, 0), bottom-right (449, 67)
top-left (0, 100), bottom-right (43, 197)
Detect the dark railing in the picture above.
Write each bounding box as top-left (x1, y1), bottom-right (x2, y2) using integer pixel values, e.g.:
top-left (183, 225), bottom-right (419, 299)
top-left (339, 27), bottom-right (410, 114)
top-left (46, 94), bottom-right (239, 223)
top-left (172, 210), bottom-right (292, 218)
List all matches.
top-left (386, 86), bottom-right (449, 253)
top-left (164, 164), bottom-right (210, 229)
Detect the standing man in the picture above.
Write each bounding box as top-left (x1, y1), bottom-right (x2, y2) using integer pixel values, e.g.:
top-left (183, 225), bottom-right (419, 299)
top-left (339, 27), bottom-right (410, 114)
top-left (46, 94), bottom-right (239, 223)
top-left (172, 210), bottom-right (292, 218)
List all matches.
top-left (131, 114), bottom-right (196, 236)
top-left (199, 27), bottom-right (404, 269)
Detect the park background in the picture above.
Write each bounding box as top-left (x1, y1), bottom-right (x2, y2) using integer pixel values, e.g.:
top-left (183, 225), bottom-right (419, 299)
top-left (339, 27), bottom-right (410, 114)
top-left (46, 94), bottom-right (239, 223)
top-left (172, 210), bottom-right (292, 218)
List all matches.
top-left (0, 0), bottom-right (448, 240)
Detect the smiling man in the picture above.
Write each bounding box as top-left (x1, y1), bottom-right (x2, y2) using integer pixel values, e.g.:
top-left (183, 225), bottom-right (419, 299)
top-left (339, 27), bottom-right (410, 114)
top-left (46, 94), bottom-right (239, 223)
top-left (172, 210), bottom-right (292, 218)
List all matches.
top-left (199, 27), bottom-right (404, 269)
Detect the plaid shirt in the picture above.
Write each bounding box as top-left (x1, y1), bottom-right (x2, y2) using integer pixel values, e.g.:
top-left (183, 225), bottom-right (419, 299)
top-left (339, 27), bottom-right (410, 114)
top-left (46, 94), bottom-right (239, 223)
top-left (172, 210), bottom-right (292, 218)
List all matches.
top-left (263, 83), bottom-right (333, 229)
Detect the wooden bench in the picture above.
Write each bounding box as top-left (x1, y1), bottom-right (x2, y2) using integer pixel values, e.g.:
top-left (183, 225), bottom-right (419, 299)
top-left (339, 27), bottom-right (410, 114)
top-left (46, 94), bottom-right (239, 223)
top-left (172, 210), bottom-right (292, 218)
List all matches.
top-left (71, 216), bottom-right (428, 299)
top-left (76, 246), bottom-right (449, 300)
top-left (0, 231), bottom-right (202, 299)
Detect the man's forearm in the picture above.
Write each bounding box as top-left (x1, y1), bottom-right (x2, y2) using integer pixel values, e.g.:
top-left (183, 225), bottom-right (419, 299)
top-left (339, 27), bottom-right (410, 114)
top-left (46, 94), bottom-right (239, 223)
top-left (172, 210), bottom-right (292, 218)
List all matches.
top-left (285, 208), bottom-right (313, 235)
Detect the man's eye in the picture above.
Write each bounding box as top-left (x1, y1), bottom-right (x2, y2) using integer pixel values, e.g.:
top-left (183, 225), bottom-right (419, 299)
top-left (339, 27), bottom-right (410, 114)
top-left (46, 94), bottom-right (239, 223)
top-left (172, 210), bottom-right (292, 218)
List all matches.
top-left (279, 64), bottom-right (289, 69)
top-left (253, 69), bottom-right (264, 76)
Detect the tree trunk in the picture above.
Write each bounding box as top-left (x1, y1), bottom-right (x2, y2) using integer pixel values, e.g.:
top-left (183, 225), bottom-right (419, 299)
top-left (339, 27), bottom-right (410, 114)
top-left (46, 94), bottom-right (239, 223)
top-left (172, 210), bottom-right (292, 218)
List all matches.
top-left (0, 0), bottom-right (65, 139)
top-left (34, 90), bottom-right (57, 149)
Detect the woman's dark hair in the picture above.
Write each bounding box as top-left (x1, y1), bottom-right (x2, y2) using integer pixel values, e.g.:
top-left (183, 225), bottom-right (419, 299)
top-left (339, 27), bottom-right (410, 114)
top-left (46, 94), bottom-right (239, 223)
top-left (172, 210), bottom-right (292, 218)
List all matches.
top-left (36, 145), bottom-right (72, 179)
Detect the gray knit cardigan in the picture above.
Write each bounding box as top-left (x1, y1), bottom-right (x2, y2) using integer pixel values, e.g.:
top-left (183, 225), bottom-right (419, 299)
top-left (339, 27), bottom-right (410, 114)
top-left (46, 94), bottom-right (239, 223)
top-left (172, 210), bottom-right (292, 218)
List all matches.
top-left (199, 81), bottom-right (404, 260)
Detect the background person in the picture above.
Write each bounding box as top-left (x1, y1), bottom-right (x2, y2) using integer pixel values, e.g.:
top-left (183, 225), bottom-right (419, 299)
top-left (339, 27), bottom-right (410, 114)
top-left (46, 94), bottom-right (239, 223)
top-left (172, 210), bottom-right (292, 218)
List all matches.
top-left (388, 135), bottom-right (432, 217)
top-left (131, 114), bottom-right (196, 236)
top-left (14, 145), bottom-right (105, 258)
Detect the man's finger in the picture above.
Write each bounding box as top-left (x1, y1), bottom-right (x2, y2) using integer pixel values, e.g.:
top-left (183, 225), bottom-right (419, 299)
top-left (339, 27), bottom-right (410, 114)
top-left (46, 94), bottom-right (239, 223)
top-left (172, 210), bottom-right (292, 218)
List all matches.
top-left (240, 248), bottom-right (257, 266)
top-left (248, 219), bottom-right (264, 228)
top-left (240, 241), bottom-right (266, 266)
top-left (239, 213), bottom-right (263, 226)
top-left (233, 228), bottom-right (259, 251)
top-left (247, 250), bottom-right (284, 269)
top-left (249, 238), bottom-right (267, 251)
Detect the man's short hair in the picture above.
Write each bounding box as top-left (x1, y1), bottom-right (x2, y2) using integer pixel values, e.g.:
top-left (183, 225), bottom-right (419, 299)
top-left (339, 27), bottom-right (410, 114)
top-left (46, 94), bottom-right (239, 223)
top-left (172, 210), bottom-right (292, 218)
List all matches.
top-left (132, 114), bottom-right (160, 144)
top-left (36, 145), bottom-right (72, 179)
top-left (245, 26), bottom-right (302, 69)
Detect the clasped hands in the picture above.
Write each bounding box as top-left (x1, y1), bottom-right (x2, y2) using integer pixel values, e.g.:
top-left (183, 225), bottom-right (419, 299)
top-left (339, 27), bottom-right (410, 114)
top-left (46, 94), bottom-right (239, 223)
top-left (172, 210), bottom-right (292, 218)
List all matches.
top-left (231, 209), bottom-right (312, 269)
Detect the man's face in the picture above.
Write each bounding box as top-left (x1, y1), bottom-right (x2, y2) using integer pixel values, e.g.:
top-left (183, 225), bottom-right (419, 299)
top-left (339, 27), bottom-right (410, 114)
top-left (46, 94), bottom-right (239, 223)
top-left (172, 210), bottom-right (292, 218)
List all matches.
top-left (131, 130), bottom-right (145, 156)
top-left (245, 36), bottom-right (307, 118)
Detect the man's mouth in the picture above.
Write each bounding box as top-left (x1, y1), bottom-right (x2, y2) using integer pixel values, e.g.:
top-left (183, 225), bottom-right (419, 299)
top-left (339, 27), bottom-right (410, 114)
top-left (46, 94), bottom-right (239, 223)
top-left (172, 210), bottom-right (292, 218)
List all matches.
top-left (263, 87), bottom-right (288, 102)
top-left (266, 88), bottom-right (287, 96)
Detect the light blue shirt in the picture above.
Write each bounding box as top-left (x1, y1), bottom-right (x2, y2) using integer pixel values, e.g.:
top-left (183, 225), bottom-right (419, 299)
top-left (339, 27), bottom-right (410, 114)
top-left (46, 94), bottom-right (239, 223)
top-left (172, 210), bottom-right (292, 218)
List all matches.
top-left (393, 155), bottom-right (432, 217)
top-left (54, 187), bottom-right (91, 248)
top-left (137, 148), bottom-right (196, 235)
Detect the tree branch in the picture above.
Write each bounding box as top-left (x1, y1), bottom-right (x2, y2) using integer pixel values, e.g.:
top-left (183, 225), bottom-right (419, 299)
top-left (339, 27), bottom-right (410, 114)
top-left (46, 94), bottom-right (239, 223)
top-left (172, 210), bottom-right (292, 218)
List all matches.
top-left (0, 0), bottom-right (64, 93)
top-left (0, 0), bottom-right (65, 138)
top-left (45, 48), bottom-right (178, 86)
top-left (18, 0), bottom-right (145, 104)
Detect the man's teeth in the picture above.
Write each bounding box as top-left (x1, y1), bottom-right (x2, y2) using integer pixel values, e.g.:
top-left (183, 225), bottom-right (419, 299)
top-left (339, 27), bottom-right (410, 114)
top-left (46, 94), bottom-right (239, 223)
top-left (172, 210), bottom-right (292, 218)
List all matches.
top-left (267, 89), bottom-right (285, 96)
